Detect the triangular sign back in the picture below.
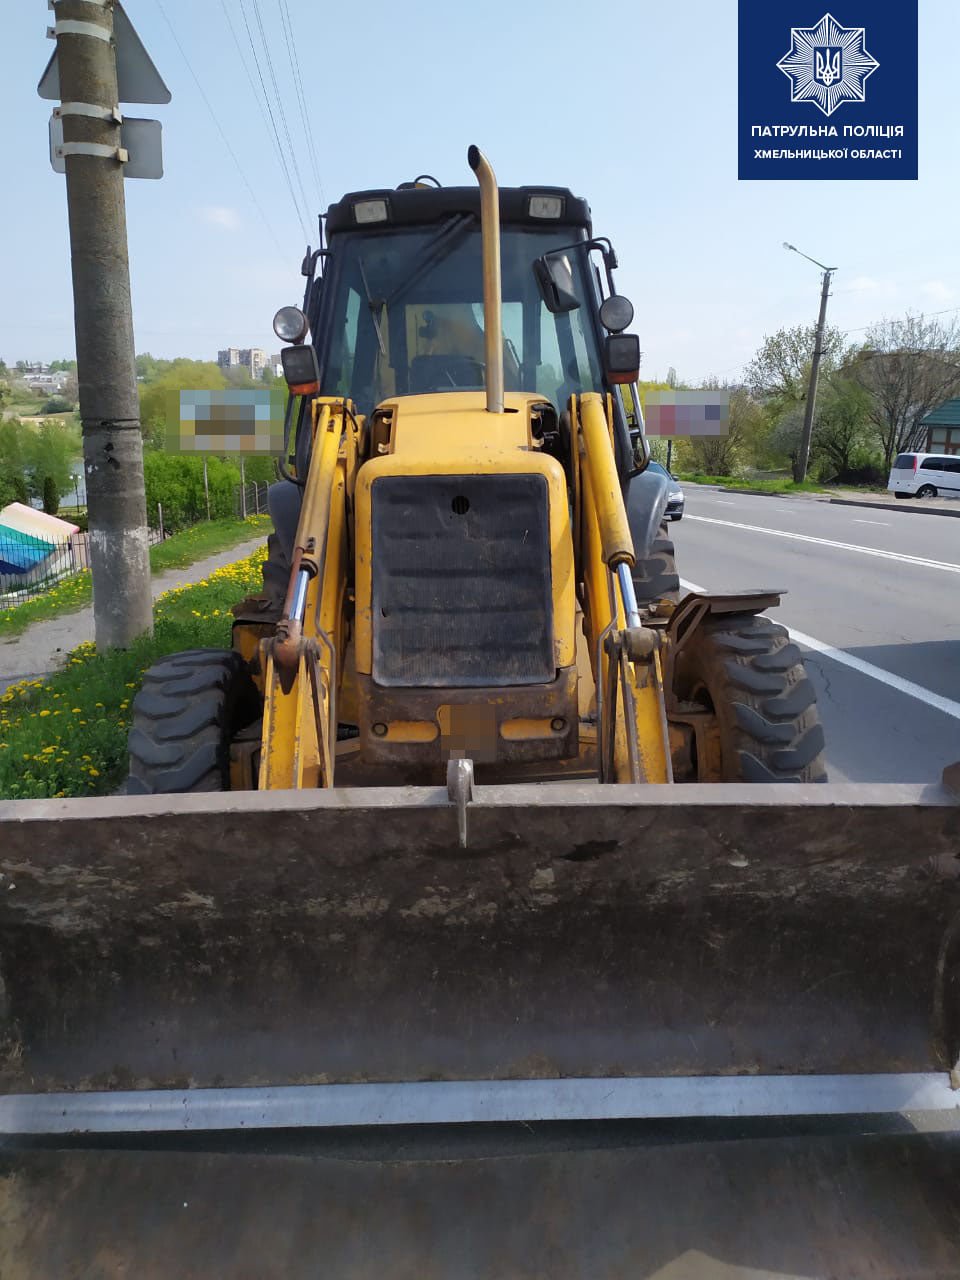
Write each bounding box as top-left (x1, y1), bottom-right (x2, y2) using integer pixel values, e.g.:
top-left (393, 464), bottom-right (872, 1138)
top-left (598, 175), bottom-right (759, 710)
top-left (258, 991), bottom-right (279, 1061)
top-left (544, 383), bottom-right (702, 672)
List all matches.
top-left (38, 1), bottom-right (171, 104)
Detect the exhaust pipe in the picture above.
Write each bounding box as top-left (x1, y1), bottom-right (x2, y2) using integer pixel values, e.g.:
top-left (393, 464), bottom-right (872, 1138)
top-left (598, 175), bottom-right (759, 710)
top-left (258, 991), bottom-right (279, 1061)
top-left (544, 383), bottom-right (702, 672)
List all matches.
top-left (467, 145), bottom-right (504, 414)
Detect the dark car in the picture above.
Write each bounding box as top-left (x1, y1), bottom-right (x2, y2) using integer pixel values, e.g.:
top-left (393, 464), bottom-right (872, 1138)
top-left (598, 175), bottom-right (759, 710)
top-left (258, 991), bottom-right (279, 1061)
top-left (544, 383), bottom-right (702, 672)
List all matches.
top-left (646, 461), bottom-right (684, 520)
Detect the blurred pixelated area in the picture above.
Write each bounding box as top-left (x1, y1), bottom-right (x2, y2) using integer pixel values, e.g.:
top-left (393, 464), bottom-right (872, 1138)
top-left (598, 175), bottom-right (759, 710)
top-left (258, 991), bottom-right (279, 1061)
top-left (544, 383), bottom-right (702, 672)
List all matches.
top-left (644, 391), bottom-right (730, 437)
top-left (439, 703), bottom-right (498, 763)
top-left (165, 390), bottom-right (285, 454)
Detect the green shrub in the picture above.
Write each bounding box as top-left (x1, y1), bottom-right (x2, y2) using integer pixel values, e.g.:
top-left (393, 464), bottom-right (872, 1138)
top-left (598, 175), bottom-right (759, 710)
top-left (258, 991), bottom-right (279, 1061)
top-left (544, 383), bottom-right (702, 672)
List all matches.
top-left (40, 396), bottom-right (74, 415)
top-left (143, 452), bottom-right (241, 529)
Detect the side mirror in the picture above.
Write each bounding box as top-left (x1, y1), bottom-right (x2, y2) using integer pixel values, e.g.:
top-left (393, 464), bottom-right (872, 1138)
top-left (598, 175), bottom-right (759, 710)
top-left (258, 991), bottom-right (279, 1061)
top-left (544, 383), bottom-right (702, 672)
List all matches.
top-left (604, 333), bottom-right (641, 384)
top-left (533, 252), bottom-right (581, 314)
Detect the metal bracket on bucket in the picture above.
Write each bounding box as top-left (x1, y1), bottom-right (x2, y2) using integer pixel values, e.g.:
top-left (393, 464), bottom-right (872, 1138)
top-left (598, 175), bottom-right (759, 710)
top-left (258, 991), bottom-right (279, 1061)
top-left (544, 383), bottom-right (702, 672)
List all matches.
top-left (447, 757), bottom-right (474, 848)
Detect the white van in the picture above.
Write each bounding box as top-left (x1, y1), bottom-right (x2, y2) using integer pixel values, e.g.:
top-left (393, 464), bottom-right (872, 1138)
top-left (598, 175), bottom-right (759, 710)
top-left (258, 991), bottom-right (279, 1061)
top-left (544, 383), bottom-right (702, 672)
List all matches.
top-left (887, 451), bottom-right (960, 499)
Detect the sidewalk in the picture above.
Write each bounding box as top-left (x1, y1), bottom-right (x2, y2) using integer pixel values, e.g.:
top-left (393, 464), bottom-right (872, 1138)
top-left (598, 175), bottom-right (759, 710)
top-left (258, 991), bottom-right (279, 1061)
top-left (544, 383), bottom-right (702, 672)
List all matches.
top-left (0, 537), bottom-right (267, 692)
top-left (708, 484), bottom-right (960, 518)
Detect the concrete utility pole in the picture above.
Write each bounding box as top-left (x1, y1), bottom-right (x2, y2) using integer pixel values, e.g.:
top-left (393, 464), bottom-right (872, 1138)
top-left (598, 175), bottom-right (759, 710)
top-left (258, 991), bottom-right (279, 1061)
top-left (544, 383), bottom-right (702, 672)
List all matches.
top-left (784, 242), bottom-right (836, 484)
top-left (54, 0), bottom-right (152, 646)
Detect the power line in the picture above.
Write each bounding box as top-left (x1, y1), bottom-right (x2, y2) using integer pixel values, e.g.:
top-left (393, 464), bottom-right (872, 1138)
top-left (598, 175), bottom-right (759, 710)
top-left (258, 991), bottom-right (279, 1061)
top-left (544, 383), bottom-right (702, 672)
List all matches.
top-left (152, 0), bottom-right (286, 256)
top-left (840, 304), bottom-right (960, 337)
top-left (249, 0), bottom-right (313, 236)
top-left (237, 0), bottom-right (311, 240)
top-left (218, 0), bottom-right (287, 182)
top-left (278, 0), bottom-right (325, 218)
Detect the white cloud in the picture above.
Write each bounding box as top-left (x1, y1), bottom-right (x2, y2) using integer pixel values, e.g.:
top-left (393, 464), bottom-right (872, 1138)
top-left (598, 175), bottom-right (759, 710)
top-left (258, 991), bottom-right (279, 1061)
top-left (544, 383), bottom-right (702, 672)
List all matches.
top-left (200, 206), bottom-right (241, 231)
top-left (920, 279), bottom-right (955, 302)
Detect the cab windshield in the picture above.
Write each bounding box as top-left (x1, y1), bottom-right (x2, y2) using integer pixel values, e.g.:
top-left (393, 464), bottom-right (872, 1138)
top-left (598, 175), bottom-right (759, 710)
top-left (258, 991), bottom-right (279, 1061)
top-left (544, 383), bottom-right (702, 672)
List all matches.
top-left (318, 223), bottom-right (604, 417)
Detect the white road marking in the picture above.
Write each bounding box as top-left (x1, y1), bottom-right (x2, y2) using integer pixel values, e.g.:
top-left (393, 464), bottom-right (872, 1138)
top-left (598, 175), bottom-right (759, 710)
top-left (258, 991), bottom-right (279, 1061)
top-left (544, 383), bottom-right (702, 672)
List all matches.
top-left (685, 514), bottom-right (960, 574)
top-left (853, 518), bottom-right (889, 526)
top-left (678, 578), bottom-right (960, 722)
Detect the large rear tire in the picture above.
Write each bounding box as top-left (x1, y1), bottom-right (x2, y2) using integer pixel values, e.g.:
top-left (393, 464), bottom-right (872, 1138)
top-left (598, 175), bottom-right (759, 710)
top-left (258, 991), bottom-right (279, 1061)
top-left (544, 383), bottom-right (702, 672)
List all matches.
top-left (127, 650), bottom-right (261, 794)
top-left (673, 613), bottom-right (827, 782)
top-left (632, 521), bottom-right (680, 608)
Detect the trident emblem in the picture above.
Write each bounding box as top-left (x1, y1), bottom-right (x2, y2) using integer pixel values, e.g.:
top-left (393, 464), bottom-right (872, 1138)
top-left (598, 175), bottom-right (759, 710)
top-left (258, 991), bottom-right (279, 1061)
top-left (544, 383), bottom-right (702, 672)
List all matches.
top-left (815, 48), bottom-right (842, 86)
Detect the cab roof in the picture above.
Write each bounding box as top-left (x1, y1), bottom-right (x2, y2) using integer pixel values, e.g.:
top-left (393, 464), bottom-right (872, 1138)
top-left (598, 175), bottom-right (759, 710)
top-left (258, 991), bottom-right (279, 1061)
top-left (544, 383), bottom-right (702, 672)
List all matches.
top-left (325, 185), bottom-right (592, 237)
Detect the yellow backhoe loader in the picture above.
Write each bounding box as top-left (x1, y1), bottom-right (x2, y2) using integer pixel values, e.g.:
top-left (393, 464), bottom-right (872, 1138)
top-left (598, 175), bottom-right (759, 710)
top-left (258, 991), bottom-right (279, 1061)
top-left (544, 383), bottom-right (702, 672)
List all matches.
top-left (2, 148), bottom-right (959, 1275)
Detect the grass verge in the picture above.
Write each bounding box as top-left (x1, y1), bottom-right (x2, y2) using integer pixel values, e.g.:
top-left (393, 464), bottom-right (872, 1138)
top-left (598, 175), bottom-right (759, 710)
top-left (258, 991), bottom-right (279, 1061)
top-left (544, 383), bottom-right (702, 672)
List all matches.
top-left (677, 472), bottom-right (827, 494)
top-left (0, 514), bottom-right (270, 639)
top-left (0, 544), bottom-right (266, 799)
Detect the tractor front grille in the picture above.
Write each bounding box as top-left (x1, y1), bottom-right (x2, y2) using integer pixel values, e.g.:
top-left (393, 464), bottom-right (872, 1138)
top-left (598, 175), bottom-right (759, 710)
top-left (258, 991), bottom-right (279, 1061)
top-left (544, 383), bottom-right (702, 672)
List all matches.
top-left (370, 474), bottom-right (554, 688)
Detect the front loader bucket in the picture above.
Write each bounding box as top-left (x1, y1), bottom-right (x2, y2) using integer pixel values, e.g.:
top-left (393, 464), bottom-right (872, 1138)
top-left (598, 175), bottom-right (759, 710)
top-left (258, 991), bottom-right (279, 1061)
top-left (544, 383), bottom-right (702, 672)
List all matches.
top-left (1, 782), bottom-right (959, 1098)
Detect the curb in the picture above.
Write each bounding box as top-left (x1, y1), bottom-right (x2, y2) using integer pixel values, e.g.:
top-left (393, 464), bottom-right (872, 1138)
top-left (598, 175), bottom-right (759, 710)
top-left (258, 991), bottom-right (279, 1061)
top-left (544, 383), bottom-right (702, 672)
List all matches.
top-left (826, 497), bottom-right (960, 519)
top-left (708, 485), bottom-right (960, 519)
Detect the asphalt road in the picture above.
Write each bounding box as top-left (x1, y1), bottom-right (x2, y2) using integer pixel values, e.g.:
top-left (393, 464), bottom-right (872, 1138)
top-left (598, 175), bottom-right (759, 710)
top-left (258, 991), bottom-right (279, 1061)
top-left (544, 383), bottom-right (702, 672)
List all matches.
top-left (673, 487), bottom-right (959, 783)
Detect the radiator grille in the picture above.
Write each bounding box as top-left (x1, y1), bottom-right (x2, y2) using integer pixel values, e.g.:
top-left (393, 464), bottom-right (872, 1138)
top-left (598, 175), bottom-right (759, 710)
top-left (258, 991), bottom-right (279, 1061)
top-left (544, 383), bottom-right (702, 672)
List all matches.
top-left (371, 474), bottom-right (554, 687)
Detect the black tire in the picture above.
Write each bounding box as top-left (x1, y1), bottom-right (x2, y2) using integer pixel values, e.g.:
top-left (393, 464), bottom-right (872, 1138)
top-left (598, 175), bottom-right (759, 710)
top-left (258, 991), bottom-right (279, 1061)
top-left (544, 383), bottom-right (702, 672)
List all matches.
top-left (260, 531), bottom-right (290, 616)
top-left (917, 484), bottom-right (937, 499)
top-left (673, 613), bottom-right (827, 783)
top-left (632, 521), bottom-right (680, 607)
top-left (127, 649), bottom-right (261, 794)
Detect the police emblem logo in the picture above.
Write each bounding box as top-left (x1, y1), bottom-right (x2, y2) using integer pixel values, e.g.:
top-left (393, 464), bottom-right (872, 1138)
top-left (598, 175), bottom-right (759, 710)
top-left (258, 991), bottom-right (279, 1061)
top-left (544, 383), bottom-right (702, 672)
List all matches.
top-left (777, 13), bottom-right (878, 116)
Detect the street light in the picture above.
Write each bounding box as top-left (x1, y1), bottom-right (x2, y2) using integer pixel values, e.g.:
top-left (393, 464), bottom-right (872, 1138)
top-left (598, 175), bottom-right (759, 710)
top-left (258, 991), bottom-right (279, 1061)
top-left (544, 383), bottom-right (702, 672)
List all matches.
top-left (784, 242), bottom-right (838, 482)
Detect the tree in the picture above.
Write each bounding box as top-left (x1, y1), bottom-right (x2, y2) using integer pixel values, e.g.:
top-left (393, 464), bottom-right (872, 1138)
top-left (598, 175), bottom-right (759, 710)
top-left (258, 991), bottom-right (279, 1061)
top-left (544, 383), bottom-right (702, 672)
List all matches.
top-left (744, 324), bottom-right (847, 407)
top-left (680, 385), bottom-right (766, 476)
top-left (0, 418), bottom-right (30, 507)
top-left (847, 314), bottom-right (960, 468)
top-left (47, 358), bottom-right (77, 373)
top-left (135, 351), bottom-right (166, 383)
top-left (139, 359), bottom-right (229, 451)
top-left (42, 474), bottom-right (60, 515)
top-left (812, 378), bottom-right (878, 480)
top-left (26, 418), bottom-right (81, 503)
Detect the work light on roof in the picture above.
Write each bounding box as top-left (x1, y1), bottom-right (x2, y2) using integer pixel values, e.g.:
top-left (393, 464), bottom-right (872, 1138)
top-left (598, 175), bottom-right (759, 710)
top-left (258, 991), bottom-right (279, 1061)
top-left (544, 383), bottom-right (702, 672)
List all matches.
top-left (528, 194), bottom-right (564, 219)
top-left (273, 306), bottom-right (309, 344)
top-left (353, 199), bottom-right (389, 224)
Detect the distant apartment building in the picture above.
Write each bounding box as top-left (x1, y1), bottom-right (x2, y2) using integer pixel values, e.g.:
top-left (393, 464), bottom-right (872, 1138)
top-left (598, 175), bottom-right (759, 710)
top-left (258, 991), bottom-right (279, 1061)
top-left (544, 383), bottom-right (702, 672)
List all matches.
top-left (217, 347), bottom-right (269, 380)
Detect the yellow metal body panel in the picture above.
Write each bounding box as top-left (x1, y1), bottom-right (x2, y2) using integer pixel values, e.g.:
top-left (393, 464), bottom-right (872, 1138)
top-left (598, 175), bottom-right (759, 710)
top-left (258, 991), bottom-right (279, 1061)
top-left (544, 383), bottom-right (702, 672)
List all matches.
top-left (353, 392), bottom-right (575, 679)
top-left (259, 399), bottom-right (351, 789)
top-left (575, 396), bottom-right (670, 784)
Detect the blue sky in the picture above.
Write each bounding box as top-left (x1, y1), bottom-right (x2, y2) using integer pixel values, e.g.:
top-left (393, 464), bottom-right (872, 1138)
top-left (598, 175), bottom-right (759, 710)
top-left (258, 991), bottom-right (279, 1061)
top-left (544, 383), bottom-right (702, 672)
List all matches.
top-left (2, 0), bottom-right (957, 382)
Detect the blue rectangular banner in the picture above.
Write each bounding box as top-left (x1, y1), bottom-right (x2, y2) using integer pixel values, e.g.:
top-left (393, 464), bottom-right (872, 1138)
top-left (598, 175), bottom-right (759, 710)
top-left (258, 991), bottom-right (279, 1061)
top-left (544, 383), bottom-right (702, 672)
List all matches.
top-left (738, 2), bottom-right (918, 181)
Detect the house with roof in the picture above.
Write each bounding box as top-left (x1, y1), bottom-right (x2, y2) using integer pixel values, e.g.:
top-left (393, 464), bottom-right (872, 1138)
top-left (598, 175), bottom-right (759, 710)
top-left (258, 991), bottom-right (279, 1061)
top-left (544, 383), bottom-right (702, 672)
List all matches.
top-left (921, 399), bottom-right (960, 455)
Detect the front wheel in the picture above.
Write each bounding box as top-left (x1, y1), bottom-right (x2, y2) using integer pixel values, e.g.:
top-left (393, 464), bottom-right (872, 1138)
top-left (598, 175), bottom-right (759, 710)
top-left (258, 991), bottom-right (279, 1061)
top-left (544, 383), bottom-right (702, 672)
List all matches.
top-left (672, 614), bottom-right (827, 783)
top-left (127, 649), bottom-right (261, 794)
top-left (916, 484), bottom-right (938, 499)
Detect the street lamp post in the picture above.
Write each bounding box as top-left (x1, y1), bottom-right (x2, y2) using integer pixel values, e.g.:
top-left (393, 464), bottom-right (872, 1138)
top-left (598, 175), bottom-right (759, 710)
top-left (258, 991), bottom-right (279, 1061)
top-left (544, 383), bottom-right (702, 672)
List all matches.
top-left (784, 242), bottom-right (837, 483)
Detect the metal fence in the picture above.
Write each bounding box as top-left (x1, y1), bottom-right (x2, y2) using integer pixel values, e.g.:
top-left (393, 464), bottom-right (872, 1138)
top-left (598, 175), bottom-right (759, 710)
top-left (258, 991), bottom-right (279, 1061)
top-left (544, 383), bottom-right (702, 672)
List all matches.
top-left (0, 527), bottom-right (166, 609)
top-left (1, 482), bottom-right (271, 610)
top-left (234, 482), bottom-right (270, 520)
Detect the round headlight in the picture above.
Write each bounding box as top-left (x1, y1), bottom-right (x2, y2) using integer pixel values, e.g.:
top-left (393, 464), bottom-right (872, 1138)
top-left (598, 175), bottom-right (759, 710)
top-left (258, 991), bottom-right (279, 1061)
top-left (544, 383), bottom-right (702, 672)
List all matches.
top-left (599, 294), bottom-right (635, 334)
top-left (273, 306), bottom-right (309, 344)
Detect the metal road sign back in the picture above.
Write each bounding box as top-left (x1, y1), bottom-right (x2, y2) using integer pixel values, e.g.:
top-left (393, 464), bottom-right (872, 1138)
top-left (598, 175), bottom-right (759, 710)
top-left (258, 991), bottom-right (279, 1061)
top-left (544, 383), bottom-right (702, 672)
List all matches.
top-left (49, 114), bottom-right (163, 179)
top-left (38, 1), bottom-right (171, 104)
